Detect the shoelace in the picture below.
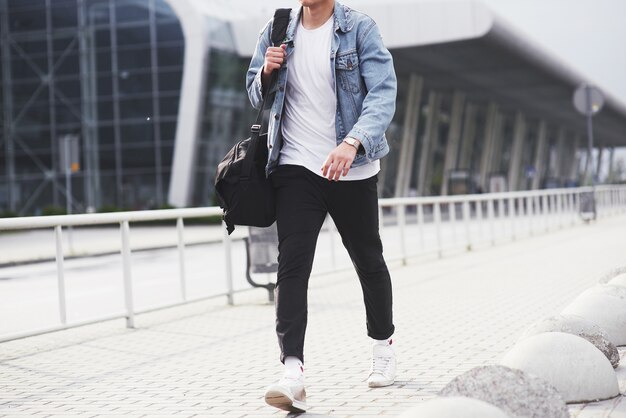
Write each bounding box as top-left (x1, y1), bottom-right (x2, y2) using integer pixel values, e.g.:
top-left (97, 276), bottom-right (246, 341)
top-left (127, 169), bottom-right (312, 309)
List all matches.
top-left (371, 356), bottom-right (391, 375)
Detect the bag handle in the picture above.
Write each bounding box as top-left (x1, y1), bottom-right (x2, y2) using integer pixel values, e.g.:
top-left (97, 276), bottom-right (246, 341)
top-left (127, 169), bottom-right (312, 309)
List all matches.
top-left (242, 8), bottom-right (291, 178)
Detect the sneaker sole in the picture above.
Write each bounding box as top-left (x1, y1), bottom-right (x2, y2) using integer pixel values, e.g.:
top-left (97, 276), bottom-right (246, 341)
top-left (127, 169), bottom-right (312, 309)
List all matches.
top-left (368, 379), bottom-right (395, 388)
top-left (264, 388), bottom-right (307, 413)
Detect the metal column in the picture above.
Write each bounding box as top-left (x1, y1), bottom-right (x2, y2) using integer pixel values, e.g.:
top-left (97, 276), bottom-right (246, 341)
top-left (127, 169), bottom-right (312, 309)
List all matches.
top-left (607, 147), bottom-right (616, 183)
top-left (416, 91), bottom-right (441, 196)
top-left (531, 121), bottom-right (548, 190)
top-left (553, 128), bottom-right (567, 184)
top-left (0, 0), bottom-right (17, 211)
top-left (571, 134), bottom-right (582, 184)
top-left (149, 0), bottom-right (164, 206)
top-left (79, 0), bottom-right (101, 211)
top-left (596, 146), bottom-right (604, 184)
top-left (394, 74), bottom-right (423, 197)
top-left (457, 104), bottom-right (477, 170)
top-left (488, 112), bottom-right (505, 179)
top-left (478, 103), bottom-right (498, 191)
top-left (109, 1), bottom-right (124, 206)
top-left (507, 112), bottom-right (526, 192)
top-left (441, 91), bottom-right (465, 195)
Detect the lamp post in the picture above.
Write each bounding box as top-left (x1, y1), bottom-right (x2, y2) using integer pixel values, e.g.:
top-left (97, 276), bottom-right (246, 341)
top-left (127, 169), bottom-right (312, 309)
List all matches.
top-left (573, 84), bottom-right (604, 221)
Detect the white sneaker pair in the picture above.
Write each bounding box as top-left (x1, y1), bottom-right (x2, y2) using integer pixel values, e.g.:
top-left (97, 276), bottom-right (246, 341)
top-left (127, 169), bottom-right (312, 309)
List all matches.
top-left (264, 341), bottom-right (396, 412)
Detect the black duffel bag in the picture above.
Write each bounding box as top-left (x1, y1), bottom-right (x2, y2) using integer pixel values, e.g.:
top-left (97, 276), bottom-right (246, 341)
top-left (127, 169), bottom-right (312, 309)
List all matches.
top-left (214, 8), bottom-right (291, 235)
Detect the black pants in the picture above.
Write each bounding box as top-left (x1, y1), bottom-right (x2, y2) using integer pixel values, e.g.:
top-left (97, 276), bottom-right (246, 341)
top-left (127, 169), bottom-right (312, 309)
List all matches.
top-left (270, 164), bottom-right (394, 363)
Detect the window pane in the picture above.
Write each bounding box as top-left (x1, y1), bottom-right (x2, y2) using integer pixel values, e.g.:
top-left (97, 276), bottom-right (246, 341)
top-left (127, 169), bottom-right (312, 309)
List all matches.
top-left (120, 121), bottom-right (153, 145)
top-left (159, 96), bottom-right (179, 116)
top-left (9, 8), bottom-right (47, 32)
top-left (119, 97), bottom-right (153, 120)
top-left (119, 71), bottom-right (153, 95)
top-left (156, 22), bottom-right (183, 43)
top-left (117, 25), bottom-right (151, 47)
top-left (158, 70), bottom-right (182, 93)
top-left (115, 3), bottom-right (149, 24)
top-left (118, 48), bottom-right (151, 70)
top-left (52, 4), bottom-right (78, 29)
top-left (157, 45), bottom-right (183, 67)
top-left (98, 125), bottom-right (115, 147)
top-left (97, 100), bottom-right (114, 121)
top-left (121, 146), bottom-right (155, 169)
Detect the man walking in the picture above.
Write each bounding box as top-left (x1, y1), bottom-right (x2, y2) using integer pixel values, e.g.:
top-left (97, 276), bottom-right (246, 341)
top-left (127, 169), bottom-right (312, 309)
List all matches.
top-left (246, 0), bottom-right (397, 412)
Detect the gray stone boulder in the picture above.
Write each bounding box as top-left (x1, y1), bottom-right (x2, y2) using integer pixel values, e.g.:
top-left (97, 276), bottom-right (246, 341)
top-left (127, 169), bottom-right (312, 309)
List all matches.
top-left (520, 314), bottom-right (619, 368)
top-left (397, 396), bottom-right (511, 418)
top-left (562, 284), bottom-right (626, 346)
top-left (439, 365), bottom-right (569, 418)
top-left (501, 332), bottom-right (619, 403)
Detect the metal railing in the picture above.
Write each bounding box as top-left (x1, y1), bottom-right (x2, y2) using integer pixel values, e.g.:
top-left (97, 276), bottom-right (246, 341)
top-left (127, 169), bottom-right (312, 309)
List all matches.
top-left (1, 185), bottom-right (625, 343)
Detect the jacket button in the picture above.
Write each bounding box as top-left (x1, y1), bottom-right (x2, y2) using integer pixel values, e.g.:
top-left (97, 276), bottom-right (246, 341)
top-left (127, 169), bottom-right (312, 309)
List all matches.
top-left (279, 86), bottom-right (284, 92)
top-left (269, 145), bottom-right (273, 149)
top-left (274, 114), bottom-right (279, 120)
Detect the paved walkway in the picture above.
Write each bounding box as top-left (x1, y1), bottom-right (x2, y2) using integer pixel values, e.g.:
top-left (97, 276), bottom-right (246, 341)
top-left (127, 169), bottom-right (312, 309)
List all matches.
top-left (1, 213), bottom-right (626, 417)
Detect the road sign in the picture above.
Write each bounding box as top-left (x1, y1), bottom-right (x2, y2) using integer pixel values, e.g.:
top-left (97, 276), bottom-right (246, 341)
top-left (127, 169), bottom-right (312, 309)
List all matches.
top-left (573, 84), bottom-right (604, 116)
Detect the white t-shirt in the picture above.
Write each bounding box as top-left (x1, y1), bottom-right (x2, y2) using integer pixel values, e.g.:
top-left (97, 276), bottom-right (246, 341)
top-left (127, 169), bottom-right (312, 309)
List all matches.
top-left (280, 16), bottom-right (379, 181)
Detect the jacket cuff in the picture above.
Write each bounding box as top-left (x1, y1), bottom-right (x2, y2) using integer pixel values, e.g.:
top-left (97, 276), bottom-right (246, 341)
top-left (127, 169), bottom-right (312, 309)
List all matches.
top-left (346, 127), bottom-right (373, 158)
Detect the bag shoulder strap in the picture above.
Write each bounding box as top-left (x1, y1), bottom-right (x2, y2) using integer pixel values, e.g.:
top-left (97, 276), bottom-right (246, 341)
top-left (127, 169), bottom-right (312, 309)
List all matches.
top-left (270, 8), bottom-right (291, 47)
top-left (242, 8), bottom-right (292, 178)
top-left (251, 7), bottom-right (291, 127)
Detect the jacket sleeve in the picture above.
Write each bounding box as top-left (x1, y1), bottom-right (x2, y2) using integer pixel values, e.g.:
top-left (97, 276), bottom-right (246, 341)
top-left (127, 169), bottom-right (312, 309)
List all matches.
top-left (346, 21), bottom-right (397, 158)
top-left (246, 19), bottom-right (273, 110)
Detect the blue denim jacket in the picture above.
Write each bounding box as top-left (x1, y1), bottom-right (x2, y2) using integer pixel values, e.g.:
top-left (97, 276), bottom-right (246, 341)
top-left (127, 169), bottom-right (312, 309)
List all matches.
top-left (246, 1), bottom-right (397, 175)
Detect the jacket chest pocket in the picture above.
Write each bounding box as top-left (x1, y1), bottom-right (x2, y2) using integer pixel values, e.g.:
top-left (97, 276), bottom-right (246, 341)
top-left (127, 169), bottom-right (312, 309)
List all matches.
top-left (335, 51), bottom-right (361, 93)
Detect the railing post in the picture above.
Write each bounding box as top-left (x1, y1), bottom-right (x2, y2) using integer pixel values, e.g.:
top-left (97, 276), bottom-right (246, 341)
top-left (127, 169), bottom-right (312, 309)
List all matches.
top-left (222, 222), bottom-right (234, 306)
top-left (54, 226), bottom-right (68, 325)
top-left (476, 199), bottom-right (484, 242)
top-left (541, 194), bottom-right (549, 232)
top-left (463, 200), bottom-right (472, 251)
top-left (398, 204), bottom-right (407, 265)
top-left (449, 202), bottom-right (457, 245)
top-left (487, 198), bottom-right (495, 246)
top-left (508, 197), bottom-right (516, 240)
top-left (120, 221), bottom-right (135, 328)
top-left (527, 196), bottom-right (534, 236)
top-left (500, 198), bottom-right (506, 239)
top-left (556, 193), bottom-right (565, 229)
top-left (176, 218), bottom-right (187, 301)
top-left (417, 203), bottom-right (425, 251)
top-left (434, 202), bottom-right (442, 258)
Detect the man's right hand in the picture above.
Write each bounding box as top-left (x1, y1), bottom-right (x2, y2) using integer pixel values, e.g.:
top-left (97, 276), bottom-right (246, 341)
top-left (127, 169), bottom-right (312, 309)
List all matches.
top-left (262, 44), bottom-right (287, 86)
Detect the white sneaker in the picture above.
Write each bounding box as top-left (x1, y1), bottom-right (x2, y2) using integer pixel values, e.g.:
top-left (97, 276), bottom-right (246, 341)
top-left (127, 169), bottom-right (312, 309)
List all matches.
top-left (367, 342), bottom-right (396, 388)
top-left (264, 376), bottom-right (307, 412)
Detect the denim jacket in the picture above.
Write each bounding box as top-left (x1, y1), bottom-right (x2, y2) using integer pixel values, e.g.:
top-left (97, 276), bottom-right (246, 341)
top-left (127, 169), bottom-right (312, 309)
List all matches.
top-left (246, 1), bottom-right (397, 176)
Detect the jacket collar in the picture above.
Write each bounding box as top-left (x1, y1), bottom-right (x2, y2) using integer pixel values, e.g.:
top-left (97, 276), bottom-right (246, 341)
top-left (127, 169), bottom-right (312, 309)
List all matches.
top-left (333, 1), bottom-right (353, 33)
top-left (284, 1), bottom-right (352, 43)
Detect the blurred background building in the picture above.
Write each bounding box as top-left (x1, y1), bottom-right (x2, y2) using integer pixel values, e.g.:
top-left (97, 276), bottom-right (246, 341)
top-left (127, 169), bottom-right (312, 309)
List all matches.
top-left (1, 0), bottom-right (625, 215)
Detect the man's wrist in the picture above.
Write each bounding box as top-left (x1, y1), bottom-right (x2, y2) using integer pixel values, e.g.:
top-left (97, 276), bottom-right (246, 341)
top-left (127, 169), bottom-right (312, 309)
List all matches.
top-left (343, 137), bottom-right (361, 151)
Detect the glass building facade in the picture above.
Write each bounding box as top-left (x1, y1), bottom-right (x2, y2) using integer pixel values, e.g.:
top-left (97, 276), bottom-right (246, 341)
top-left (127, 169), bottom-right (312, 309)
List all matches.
top-left (0, 0), bottom-right (258, 215)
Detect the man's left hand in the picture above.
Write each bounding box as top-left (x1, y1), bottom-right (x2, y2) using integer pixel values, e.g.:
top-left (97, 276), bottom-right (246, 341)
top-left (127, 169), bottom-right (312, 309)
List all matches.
top-left (321, 140), bottom-right (360, 181)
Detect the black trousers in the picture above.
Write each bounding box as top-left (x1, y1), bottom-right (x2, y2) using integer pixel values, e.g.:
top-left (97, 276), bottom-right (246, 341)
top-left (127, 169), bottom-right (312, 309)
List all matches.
top-left (270, 164), bottom-right (394, 363)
